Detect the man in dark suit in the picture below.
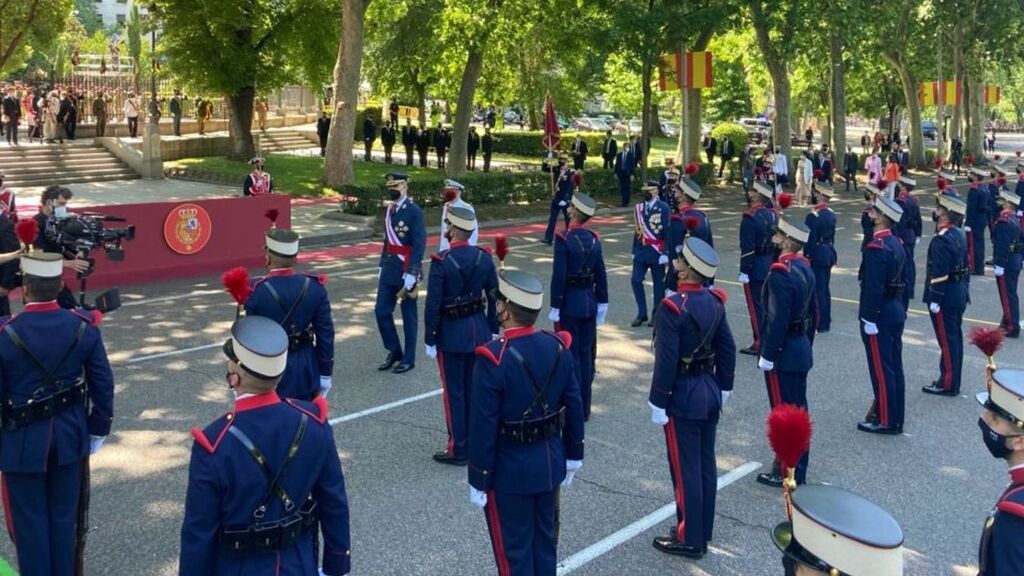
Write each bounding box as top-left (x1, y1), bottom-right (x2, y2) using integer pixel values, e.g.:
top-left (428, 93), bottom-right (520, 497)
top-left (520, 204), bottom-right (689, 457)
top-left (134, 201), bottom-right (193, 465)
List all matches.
top-left (416, 125), bottom-right (430, 167)
top-left (433, 124), bottom-right (447, 169)
top-left (401, 118), bottom-right (416, 166)
top-left (571, 134), bottom-right (588, 170)
top-left (719, 135), bottom-right (735, 178)
top-left (363, 115), bottom-right (376, 162)
top-left (482, 127), bottom-right (495, 172)
top-left (467, 127), bottom-right (480, 171)
top-left (896, 146), bottom-right (909, 175)
top-left (614, 142), bottom-right (636, 207)
top-left (169, 89), bottom-right (183, 136)
top-left (601, 130), bottom-right (617, 169)
top-left (389, 98), bottom-right (399, 124)
top-left (702, 132), bottom-right (717, 166)
top-left (843, 145), bottom-right (858, 191)
top-left (1, 87), bottom-right (20, 145)
top-left (381, 119), bottom-right (397, 164)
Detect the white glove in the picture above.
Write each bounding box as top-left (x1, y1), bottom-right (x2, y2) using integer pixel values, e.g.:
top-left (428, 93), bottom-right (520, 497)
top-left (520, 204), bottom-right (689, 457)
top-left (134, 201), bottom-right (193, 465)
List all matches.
top-left (658, 254), bottom-right (669, 265)
top-left (377, 267), bottom-right (382, 280)
top-left (995, 265), bottom-right (1005, 277)
top-left (665, 289), bottom-right (677, 298)
top-left (738, 273), bottom-right (750, 284)
top-left (562, 460), bottom-right (583, 487)
top-left (916, 238), bottom-right (921, 245)
top-left (548, 308), bottom-right (561, 322)
top-left (558, 200), bottom-right (567, 207)
top-left (319, 376), bottom-right (332, 399)
top-left (929, 302), bottom-right (940, 314)
top-left (862, 319), bottom-right (879, 335)
top-left (1017, 210), bottom-right (1023, 218)
top-left (648, 401), bottom-right (669, 426)
top-left (403, 273), bottom-right (416, 291)
top-left (90, 435), bottom-right (106, 455)
top-left (965, 225), bottom-right (972, 232)
top-left (425, 345), bottom-right (437, 359)
top-left (469, 486), bottom-right (488, 508)
top-left (596, 303), bottom-right (608, 326)
top-left (721, 390), bottom-right (732, 405)
top-left (492, 333), bottom-right (500, 340)
top-left (757, 357), bottom-right (774, 371)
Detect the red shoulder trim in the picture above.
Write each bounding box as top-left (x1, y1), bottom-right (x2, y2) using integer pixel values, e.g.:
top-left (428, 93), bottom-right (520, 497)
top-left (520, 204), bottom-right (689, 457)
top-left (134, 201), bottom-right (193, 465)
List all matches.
top-left (997, 500), bottom-right (1024, 519)
top-left (770, 262), bottom-right (789, 273)
top-left (554, 230), bottom-right (567, 241)
top-left (553, 330), bottom-right (573, 350)
top-left (313, 396), bottom-right (328, 420)
top-left (998, 217), bottom-right (1012, 225)
top-left (865, 241), bottom-right (883, 251)
top-left (316, 273), bottom-right (329, 286)
top-left (0, 316), bottom-right (15, 332)
top-left (191, 427), bottom-right (215, 453)
top-left (661, 296), bottom-right (682, 314)
top-left (742, 211), bottom-right (755, 218)
top-left (589, 229), bottom-right (601, 241)
top-left (71, 309), bottom-right (102, 327)
top-left (430, 252), bottom-right (445, 261)
top-left (710, 287), bottom-right (728, 304)
top-left (475, 343), bottom-right (501, 365)
top-left (478, 245), bottom-right (493, 255)
top-left (286, 398), bottom-right (327, 424)
top-left (192, 418), bottom-right (233, 454)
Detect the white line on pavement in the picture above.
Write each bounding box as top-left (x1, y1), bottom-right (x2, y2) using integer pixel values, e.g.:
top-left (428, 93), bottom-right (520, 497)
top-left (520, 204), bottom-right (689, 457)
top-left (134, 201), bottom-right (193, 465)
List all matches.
top-left (555, 460), bottom-right (762, 575)
top-left (121, 289), bottom-right (223, 307)
top-left (122, 343), bottom-right (221, 364)
top-left (328, 389), bottom-right (442, 425)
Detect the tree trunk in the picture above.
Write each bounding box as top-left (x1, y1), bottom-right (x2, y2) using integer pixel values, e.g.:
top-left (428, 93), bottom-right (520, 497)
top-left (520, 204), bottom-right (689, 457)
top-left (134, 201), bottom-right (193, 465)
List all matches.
top-left (323, 0), bottom-right (369, 188)
top-left (685, 88), bottom-right (703, 163)
top-left (415, 81), bottom-right (426, 127)
top-left (447, 48), bottom-right (484, 177)
top-left (649, 102), bottom-right (666, 138)
top-left (750, 1), bottom-right (792, 177)
top-left (965, 70), bottom-right (985, 159)
top-left (227, 87), bottom-right (256, 160)
top-left (676, 29), bottom-right (715, 164)
top-left (885, 51), bottom-right (924, 167)
top-left (640, 57), bottom-right (653, 182)
top-left (828, 30), bottom-right (847, 155)
top-left (528, 101), bottom-right (539, 131)
top-left (951, 27), bottom-right (964, 140)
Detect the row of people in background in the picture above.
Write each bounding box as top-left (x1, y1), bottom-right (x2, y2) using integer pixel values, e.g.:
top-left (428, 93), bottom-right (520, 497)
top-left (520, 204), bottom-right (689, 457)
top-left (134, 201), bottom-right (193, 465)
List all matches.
top-left (360, 117), bottom-right (499, 171)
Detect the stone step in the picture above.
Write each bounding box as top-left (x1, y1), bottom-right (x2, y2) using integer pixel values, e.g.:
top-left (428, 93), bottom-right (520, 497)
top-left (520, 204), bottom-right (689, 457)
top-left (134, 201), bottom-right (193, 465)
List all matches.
top-left (0, 157), bottom-right (130, 170)
top-left (11, 170), bottom-right (140, 188)
top-left (0, 144), bottom-right (139, 188)
top-left (0, 148), bottom-right (115, 159)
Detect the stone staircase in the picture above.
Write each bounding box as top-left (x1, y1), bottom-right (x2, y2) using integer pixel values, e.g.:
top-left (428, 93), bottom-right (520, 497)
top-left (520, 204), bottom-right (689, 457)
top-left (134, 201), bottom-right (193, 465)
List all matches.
top-left (0, 144), bottom-right (139, 188)
top-left (257, 130), bottom-right (319, 153)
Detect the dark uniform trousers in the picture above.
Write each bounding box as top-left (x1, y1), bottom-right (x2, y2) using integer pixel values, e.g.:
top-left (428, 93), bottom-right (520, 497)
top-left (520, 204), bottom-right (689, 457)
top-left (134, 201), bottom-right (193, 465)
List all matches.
top-left (3, 453), bottom-right (81, 576)
top-left (664, 414), bottom-right (719, 547)
top-left (812, 267), bottom-right (831, 330)
top-left (438, 352), bottom-right (475, 458)
top-left (376, 199), bottom-right (426, 366)
top-left (376, 274), bottom-right (419, 363)
top-left (763, 370), bottom-right (810, 483)
top-left (862, 324), bottom-right (905, 427)
top-left (560, 316), bottom-right (596, 416)
top-left (929, 307), bottom-right (964, 393)
top-left (484, 490), bottom-right (559, 576)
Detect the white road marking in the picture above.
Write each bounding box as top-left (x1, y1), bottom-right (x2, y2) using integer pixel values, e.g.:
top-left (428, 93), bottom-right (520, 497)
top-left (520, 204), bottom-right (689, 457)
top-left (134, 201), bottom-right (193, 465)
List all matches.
top-left (122, 343), bottom-right (221, 364)
top-left (328, 389), bottom-right (442, 425)
top-left (555, 461), bottom-right (761, 575)
top-left (121, 289), bottom-right (223, 307)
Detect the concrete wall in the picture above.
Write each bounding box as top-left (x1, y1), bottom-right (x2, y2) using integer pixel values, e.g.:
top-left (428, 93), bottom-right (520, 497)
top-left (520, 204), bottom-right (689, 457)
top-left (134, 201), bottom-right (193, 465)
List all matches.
top-left (64, 113), bottom-right (318, 139)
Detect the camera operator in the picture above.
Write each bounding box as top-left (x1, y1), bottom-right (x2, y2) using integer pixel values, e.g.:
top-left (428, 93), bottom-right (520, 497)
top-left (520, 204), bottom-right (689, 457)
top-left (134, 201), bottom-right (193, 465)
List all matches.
top-left (34, 186), bottom-right (89, 309)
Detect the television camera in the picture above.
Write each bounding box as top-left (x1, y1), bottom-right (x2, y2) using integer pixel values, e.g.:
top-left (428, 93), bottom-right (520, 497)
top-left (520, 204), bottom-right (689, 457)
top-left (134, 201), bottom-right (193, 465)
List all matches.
top-left (46, 212), bottom-right (135, 312)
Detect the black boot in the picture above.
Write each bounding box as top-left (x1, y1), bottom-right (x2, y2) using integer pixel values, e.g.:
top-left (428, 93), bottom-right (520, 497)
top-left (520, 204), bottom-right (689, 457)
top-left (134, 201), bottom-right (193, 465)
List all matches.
top-left (377, 350), bottom-right (402, 371)
top-left (652, 535), bottom-right (704, 558)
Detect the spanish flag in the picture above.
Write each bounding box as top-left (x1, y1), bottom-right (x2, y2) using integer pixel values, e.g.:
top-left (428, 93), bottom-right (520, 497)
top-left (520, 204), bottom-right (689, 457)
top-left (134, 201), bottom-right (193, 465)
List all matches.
top-left (685, 51), bottom-right (713, 89)
top-left (658, 53), bottom-right (683, 92)
top-left (939, 80), bottom-right (961, 106)
top-left (920, 82), bottom-right (938, 106)
top-left (985, 85), bottom-right (1001, 105)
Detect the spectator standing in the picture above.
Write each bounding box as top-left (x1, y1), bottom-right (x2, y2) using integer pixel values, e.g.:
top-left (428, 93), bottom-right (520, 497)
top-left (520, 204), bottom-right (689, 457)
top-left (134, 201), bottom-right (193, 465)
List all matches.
top-left (92, 92), bottom-right (107, 137)
top-left (2, 87), bottom-right (20, 145)
top-left (124, 92), bottom-right (140, 138)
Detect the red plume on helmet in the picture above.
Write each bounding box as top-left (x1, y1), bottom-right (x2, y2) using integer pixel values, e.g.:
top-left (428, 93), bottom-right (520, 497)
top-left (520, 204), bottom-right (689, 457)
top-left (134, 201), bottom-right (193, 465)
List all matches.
top-left (813, 169), bottom-right (823, 180)
top-left (754, 167), bottom-right (764, 177)
top-left (933, 158), bottom-right (943, 169)
top-left (15, 218), bottom-right (38, 247)
top-left (572, 172), bottom-right (582, 186)
top-left (970, 326), bottom-right (1004, 359)
top-left (685, 216), bottom-right (700, 231)
top-left (777, 193), bottom-right (793, 209)
top-left (937, 178), bottom-right (948, 190)
top-left (222, 266), bottom-right (252, 305)
top-left (1017, 150), bottom-right (1022, 158)
top-left (966, 155), bottom-right (975, 166)
top-left (995, 154), bottom-right (1002, 162)
top-left (494, 234), bottom-right (509, 270)
top-left (684, 162), bottom-right (699, 175)
top-left (264, 208), bottom-right (279, 227)
top-left (767, 404), bottom-right (813, 471)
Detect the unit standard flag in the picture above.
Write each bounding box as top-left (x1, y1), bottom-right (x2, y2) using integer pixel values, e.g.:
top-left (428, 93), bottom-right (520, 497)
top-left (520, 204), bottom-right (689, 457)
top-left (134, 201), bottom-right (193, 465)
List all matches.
top-left (658, 53), bottom-right (682, 92)
top-left (684, 51), bottom-right (713, 89)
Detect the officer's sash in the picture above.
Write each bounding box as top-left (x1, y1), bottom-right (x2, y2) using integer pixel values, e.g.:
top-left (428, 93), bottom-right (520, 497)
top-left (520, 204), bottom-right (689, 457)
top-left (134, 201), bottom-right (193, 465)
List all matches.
top-left (249, 172), bottom-right (271, 195)
top-left (635, 204), bottom-right (663, 250)
top-left (384, 203), bottom-right (411, 261)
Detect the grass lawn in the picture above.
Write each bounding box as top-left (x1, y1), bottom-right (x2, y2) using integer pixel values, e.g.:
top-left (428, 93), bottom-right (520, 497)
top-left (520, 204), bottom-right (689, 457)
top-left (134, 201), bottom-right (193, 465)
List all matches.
top-left (0, 556), bottom-right (15, 575)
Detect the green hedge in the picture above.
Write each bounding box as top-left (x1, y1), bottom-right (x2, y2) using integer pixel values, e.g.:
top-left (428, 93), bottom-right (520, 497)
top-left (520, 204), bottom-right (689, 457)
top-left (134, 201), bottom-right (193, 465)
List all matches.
top-left (354, 106), bottom-right (383, 141)
top-left (482, 131), bottom-right (609, 157)
top-left (710, 122), bottom-right (749, 150)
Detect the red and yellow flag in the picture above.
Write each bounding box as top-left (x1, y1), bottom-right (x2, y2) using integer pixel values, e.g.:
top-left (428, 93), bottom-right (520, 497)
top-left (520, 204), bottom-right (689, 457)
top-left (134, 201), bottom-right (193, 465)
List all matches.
top-left (684, 51), bottom-right (713, 89)
top-left (939, 81), bottom-right (961, 106)
top-left (919, 82), bottom-right (938, 106)
top-left (985, 85), bottom-right (1001, 105)
top-left (658, 53), bottom-right (682, 92)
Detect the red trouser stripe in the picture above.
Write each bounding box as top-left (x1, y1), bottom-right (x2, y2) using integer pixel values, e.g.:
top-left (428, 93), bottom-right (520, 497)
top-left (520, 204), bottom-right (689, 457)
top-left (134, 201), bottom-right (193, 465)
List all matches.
top-left (766, 371), bottom-right (783, 408)
top-left (1, 474), bottom-right (13, 544)
top-left (933, 311), bottom-right (953, 390)
top-left (742, 283), bottom-right (760, 345)
top-left (485, 492), bottom-right (511, 576)
top-left (664, 418), bottom-right (686, 542)
top-left (998, 275), bottom-right (1013, 329)
top-left (968, 233), bottom-right (976, 271)
top-left (437, 352), bottom-right (455, 456)
top-left (868, 335), bottom-right (889, 426)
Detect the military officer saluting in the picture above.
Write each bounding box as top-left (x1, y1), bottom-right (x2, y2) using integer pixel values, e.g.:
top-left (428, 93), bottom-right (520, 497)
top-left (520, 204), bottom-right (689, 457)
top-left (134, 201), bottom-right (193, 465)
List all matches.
top-left (438, 179), bottom-right (478, 252)
top-left (992, 190), bottom-right (1022, 338)
top-left (648, 237), bottom-right (736, 559)
top-left (630, 180), bottom-right (671, 327)
top-left (180, 316), bottom-right (351, 575)
top-left (376, 173), bottom-right (426, 374)
top-left (549, 192), bottom-right (609, 420)
top-left (468, 270), bottom-right (585, 576)
top-left (922, 194), bottom-right (970, 397)
top-left (757, 218), bottom-right (816, 487)
top-left (0, 248), bottom-right (114, 576)
top-left (803, 181), bottom-right (837, 332)
top-left (424, 207), bottom-right (498, 465)
top-left (975, 368), bottom-right (1024, 575)
top-left (244, 221), bottom-right (334, 401)
top-left (739, 181), bottom-right (779, 355)
top-left (858, 195), bottom-right (908, 435)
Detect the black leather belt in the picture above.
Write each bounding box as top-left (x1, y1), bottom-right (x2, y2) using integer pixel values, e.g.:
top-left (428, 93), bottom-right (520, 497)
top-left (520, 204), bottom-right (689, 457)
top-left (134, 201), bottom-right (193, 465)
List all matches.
top-left (787, 319), bottom-right (812, 336)
top-left (677, 355), bottom-right (715, 375)
top-left (220, 498), bottom-right (318, 556)
top-left (2, 379), bottom-right (87, 431)
top-left (442, 297), bottom-right (486, 319)
top-left (566, 273), bottom-right (595, 287)
top-left (498, 408), bottom-right (565, 444)
top-left (288, 327), bottom-right (315, 351)
top-left (884, 282), bottom-right (906, 296)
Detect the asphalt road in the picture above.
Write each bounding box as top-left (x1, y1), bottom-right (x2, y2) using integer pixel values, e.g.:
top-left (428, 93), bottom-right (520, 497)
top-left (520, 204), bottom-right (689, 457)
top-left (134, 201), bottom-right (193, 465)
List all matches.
top-left (1, 183), bottom-right (1017, 576)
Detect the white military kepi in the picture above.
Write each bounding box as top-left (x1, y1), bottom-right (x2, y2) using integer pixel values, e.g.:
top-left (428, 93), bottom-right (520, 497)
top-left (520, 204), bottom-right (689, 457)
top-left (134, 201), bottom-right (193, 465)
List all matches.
top-left (898, 175), bottom-right (916, 188)
top-left (773, 484), bottom-right (905, 576)
top-left (754, 181), bottom-right (774, 199)
top-left (971, 166), bottom-right (989, 178)
top-left (815, 180), bottom-right (834, 198)
top-left (266, 228), bottom-right (300, 257)
top-left (874, 195), bottom-right (904, 222)
top-left (571, 192), bottom-right (597, 217)
top-left (999, 189), bottom-right (1022, 206)
top-left (678, 178), bottom-right (701, 200)
top-left (497, 269), bottom-right (544, 312)
top-left (994, 164), bottom-right (1012, 177)
top-left (938, 193), bottom-right (967, 215)
top-left (939, 170), bottom-right (957, 183)
top-left (223, 315), bottom-right (289, 380)
top-left (446, 205), bottom-right (477, 232)
top-left (778, 217), bottom-right (810, 243)
top-left (979, 369), bottom-right (1024, 430)
top-left (20, 251), bottom-right (63, 278)
top-left (680, 237), bottom-right (718, 278)
top-left (444, 178), bottom-right (465, 191)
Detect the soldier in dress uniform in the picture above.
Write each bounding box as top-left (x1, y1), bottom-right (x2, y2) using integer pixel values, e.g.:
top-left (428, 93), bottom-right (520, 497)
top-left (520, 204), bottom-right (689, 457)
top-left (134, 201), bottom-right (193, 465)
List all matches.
top-left (992, 190), bottom-right (1022, 339)
top-left (756, 218), bottom-right (816, 487)
top-left (648, 237), bottom-right (736, 559)
top-left (664, 178), bottom-right (713, 292)
top-left (966, 169), bottom-right (991, 275)
top-left (180, 316), bottom-right (351, 576)
top-left (541, 152), bottom-right (574, 246)
top-left (376, 173), bottom-right (425, 374)
top-left (630, 181), bottom-right (671, 327)
top-left (658, 163), bottom-right (679, 206)
top-left (243, 157), bottom-right (273, 196)
top-left (771, 484), bottom-right (904, 576)
top-left (243, 226), bottom-right (335, 401)
top-left (549, 192), bottom-right (608, 421)
top-left (857, 195), bottom-right (907, 435)
top-left (468, 269), bottom-right (585, 576)
top-left (922, 194), bottom-right (970, 397)
top-left (424, 207), bottom-right (498, 465)
top-left (0, 250), bottom-right (114, 576)
top-left (894, 177), bottom-right (922, 309)
top-left (975, 369), bottom-right (1024, 576)
top-left (803, 181), bottom-right (836, 333)
top-left (438, 179), bottom-right (478, 252)
top-left (739, 181), bottom-right (779, 354)
top-left (860, 184), bottom-right (882, 250)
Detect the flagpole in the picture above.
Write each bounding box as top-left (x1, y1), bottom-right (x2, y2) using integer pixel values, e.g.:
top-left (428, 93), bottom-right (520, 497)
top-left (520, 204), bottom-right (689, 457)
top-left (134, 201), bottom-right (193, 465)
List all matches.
top-left (681, 50), bottom-right (689, 163)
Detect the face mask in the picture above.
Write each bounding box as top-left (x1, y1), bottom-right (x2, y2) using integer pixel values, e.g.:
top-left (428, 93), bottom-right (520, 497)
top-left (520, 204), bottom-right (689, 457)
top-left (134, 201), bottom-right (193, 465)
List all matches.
top-left (387, 188), bottom-right (401, 201)
top-left (54, 205), bottom-right (68, 218)
top-left (225, 371), bottom-right (240, 392)
top-left (979, 417), bottom-right (1017, 460)
top-left (931, 211), bottom-right (940, 222)
top-left (443, 229), bottom-right (453, 242)
top-left (644, 191), bottom-right (654, 202)
top-left (443, 189), bottom-right (457, 202)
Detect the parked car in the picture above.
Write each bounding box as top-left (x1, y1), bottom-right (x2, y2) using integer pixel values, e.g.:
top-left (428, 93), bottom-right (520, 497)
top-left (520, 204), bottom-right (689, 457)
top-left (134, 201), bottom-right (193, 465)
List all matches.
top-left (921, 120), bottom-right (937, 140)
top-left (571, 117), bottom-right (614, 132)
top-left (738, 117), bottom-right (771, 143)
top-left (660, 121), bottom-right (679, 138)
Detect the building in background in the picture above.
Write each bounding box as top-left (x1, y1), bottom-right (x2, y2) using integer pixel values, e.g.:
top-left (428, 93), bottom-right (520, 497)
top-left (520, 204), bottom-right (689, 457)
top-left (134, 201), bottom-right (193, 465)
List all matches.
top-left (93, 0), bottom-right (147, 26)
